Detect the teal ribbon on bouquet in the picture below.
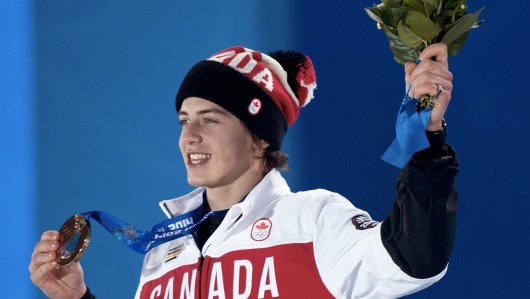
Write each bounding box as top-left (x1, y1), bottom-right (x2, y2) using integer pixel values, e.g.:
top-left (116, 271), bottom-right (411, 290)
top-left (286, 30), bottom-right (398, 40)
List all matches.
top-left (381, 88), bottom-right (431, 168)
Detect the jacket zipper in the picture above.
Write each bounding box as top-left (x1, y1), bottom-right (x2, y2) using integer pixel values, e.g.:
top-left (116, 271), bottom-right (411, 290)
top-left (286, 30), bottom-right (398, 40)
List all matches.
top-left (199, 255), bottom-right (211, 298)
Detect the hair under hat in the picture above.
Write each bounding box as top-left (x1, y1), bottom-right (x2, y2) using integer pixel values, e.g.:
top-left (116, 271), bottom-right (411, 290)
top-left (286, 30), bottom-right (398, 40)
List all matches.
top-left (175, 46), bottom-right (316, 150)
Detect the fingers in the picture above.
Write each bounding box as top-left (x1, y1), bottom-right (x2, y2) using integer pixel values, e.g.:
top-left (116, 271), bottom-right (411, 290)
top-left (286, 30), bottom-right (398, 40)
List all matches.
top-left (29, 230), bottom-right (88, 298)
top-left (409, 58), bottom-right (452, 83)
top-left (407, 44), bottom-right (453, 101)
top-left (402, 43), bottom-right (453, 131)
top-left (41, 230), bottom-right (61, 242)
top-left (29, 231), bottom-right (61, 281)
top-left (33, 231), bottom-right (61, 256)
top-left (408, 69), bottom-right (453, 101)
top-left (419, 43), bottom-right (449, 67)
top-left (30, 259), bottom-right (59, 287)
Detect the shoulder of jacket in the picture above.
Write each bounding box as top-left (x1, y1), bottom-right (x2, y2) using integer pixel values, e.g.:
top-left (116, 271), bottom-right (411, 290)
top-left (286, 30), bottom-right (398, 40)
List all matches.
top-left (290, 188), bottom-right (348, 202)
top-left (278, 188), bottom-right (354, 215)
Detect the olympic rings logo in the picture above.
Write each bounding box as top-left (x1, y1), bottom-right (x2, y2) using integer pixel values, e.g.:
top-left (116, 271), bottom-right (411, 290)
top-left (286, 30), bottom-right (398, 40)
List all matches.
top-left (252, 230), bottom-right (268, 238)
top-left (251, 218), bottom-right (272, 241)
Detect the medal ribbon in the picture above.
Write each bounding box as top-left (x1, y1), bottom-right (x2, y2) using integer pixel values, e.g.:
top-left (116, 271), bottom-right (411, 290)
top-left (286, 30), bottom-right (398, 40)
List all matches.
top-left (381, 86), bottom-right (431, 168)
top-left (81, 207), bottom-right (214, 254)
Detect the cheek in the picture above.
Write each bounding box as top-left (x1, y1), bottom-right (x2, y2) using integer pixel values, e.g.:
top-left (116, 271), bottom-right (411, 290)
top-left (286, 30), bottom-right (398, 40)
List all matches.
top-left (215, 136), bottom-right (251, 163)
top-left (229, 138), bottom-right (255, 162)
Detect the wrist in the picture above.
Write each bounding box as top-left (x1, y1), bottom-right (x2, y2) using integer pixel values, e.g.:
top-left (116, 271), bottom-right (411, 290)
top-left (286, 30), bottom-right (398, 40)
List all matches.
top-left (78, 285), bottom-right (89, 299)
top-left (426, 118), bottom-right (446, 133)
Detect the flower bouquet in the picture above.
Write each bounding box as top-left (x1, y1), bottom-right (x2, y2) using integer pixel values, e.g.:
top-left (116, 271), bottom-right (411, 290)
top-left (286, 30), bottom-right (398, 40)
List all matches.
top-left (365, 0), bottom-right (484, 110)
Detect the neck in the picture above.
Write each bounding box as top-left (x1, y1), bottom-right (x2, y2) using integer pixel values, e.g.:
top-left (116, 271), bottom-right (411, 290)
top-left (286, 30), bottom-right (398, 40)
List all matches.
top-left (205, 169), bottom-right (267, 211)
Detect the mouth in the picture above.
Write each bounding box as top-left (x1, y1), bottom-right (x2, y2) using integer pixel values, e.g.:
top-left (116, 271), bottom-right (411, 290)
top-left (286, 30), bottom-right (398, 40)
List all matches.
top-left (188, 153), bottom-right (212, 165)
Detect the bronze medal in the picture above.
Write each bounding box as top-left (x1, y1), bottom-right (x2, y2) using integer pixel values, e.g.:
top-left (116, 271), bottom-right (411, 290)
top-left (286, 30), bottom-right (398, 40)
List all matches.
top-left (56, 214), bottom-right (91, 266)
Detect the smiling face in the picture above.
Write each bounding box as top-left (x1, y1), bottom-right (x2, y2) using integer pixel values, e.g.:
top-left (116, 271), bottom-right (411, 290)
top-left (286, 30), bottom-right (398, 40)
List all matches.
top-left (178, 97), bottom-right (267, 193)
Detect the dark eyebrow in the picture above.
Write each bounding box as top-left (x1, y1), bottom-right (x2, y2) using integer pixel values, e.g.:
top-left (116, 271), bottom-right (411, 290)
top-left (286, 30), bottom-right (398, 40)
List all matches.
top-left (198, 108), bottom-right (229, 116)
top-left (178, 108), bottom-right (229, 117)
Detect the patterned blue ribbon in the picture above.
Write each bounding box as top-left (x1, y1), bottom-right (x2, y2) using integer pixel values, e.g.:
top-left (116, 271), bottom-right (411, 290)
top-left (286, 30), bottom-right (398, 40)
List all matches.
top-left (381, 88), bottom-right (431, 168)
top-left (82, 207), bottom-right (210, 254)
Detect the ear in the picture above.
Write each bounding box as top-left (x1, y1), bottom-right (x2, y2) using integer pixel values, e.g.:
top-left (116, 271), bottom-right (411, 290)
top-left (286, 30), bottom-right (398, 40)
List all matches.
top-left (257, 139), bottom-right (269, 150)
top-left (252, 138), bottom-right (269, 155)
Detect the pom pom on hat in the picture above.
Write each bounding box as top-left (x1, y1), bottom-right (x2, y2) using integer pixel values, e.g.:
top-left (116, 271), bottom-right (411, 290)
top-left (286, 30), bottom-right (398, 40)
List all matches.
top-left (267, 50), bottom-right (317, 107)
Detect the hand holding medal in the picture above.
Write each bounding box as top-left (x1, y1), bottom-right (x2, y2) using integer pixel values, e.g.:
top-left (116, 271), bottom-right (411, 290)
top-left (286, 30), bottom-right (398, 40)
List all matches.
top-left (29, 208), bottom-right (205, 298)
top-left (29, 229), bottom-right (89, 299)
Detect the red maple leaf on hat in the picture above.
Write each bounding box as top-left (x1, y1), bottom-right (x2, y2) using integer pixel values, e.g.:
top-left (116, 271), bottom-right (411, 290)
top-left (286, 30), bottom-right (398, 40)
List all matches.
top-left (256, 222), bottom-right (269, 230)
top-left (253, 101), bottom-right (260, 107)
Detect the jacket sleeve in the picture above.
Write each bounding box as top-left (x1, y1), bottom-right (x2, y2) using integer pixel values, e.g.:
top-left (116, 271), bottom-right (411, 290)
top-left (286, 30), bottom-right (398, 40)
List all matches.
top-left (380, 132), bottom-right (460, 279)
top-left (80, 287), bottom-right (96, 299)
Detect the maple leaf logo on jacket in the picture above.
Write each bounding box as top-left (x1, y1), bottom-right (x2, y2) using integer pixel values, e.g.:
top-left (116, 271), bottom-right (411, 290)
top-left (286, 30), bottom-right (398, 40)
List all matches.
top-left (256, 222), bottom-right (269, 230)
top-left (251, 218), bottom-right (272, 241)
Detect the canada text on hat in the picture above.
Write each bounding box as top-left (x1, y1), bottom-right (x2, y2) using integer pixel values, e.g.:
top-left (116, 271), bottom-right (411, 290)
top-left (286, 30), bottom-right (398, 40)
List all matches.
top-left (207, 46), bottom-right (316, 125)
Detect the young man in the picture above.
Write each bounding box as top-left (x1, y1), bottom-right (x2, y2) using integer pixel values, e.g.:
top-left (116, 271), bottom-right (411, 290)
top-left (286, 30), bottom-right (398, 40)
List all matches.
top-left (29, 43), bottom-right (458, 298)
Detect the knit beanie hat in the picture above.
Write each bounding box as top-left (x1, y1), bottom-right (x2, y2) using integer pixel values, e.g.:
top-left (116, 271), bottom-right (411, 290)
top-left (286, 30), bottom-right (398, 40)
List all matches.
top-left (175, 46), bottom-right (316, 150)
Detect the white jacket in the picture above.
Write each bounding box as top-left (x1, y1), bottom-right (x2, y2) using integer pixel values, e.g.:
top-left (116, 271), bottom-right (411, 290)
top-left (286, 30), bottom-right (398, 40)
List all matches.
top-left (134, 169), bottom-right (444, 299)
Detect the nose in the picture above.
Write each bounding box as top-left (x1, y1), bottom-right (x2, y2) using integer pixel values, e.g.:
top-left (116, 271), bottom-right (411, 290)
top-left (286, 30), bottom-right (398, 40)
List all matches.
top-left (180, 122), bottom-right (202, 145)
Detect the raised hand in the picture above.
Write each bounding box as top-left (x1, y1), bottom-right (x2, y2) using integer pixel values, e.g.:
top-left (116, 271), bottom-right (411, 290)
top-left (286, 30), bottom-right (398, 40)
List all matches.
top-left (405, 43), bottom-right (453, 131)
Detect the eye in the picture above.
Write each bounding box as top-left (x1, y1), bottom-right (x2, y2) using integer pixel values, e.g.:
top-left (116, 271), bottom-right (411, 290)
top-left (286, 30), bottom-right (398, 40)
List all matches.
top-left (178, 118), bottom-right (189, 126)
top-left (203, 117), bottom-right (218, 124)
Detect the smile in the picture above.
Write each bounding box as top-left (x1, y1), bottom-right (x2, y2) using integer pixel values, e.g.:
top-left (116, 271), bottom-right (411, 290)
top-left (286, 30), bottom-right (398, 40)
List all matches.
top-left (189, 153), bottom-right (211, 165)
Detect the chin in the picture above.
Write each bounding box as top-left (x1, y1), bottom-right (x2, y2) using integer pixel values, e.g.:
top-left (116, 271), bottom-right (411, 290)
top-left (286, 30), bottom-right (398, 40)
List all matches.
top-left (187, 178), bottom-right (203, 187)
top-left (187, 174), bottom-right (212, 187)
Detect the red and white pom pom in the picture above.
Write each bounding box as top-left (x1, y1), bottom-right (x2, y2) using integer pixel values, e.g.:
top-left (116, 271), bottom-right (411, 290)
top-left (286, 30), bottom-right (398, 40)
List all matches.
top-left (295, 55), bottom-right (317, 107)
top-left (267, 50), bottom-right (317, 108)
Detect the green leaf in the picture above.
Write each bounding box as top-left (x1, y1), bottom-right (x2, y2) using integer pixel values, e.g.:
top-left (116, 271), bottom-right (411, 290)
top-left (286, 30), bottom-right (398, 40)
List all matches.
top-left (397, 21), bottom-right (424, 48)
top-left (423, 0), bottom-right (440, 16)
top-left (449, 2), bottom-right (468, 21)
top-left (447, 31), bottom-right (469, 56)
top-left (432, 15), bottom-right (451, 42)
top-left (380, 0), bottom-right (404, 27)
top-left (403, 0), bottom-right (425, 14)
top-left (436, 0), bottom-right (443, 15)
top-left (365, 0), bottom-right (484, 66)
top-left (440, 8), bottom-right (456, 18)
top-left (391, 7), bottom-right (410, 23)
top-left (381, 8), bottom-right (397, 27)
top-left (443, 0), bottom-right (463, 10)
top-left (406, 11), bottom-right (439, 41)
top-left (365, 7), bottom-right (383, 23)
top-left (472, 19), bottom-right (484, 29)
top-left (381, 24), bottom-right (420, 64)
top-left (384, 0), bottom-right (402, 9)
top-left (441, 7), bottom-right (484, 46)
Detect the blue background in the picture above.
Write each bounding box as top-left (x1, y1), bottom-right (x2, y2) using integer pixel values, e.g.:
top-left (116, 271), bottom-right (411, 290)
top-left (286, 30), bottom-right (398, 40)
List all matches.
top-left (2, 0), bottom-right (529, 298)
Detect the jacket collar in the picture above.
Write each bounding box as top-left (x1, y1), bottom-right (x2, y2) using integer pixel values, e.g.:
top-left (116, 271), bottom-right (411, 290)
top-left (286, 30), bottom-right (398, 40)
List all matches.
top-left (158, 169), bottom-right (291, 219)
